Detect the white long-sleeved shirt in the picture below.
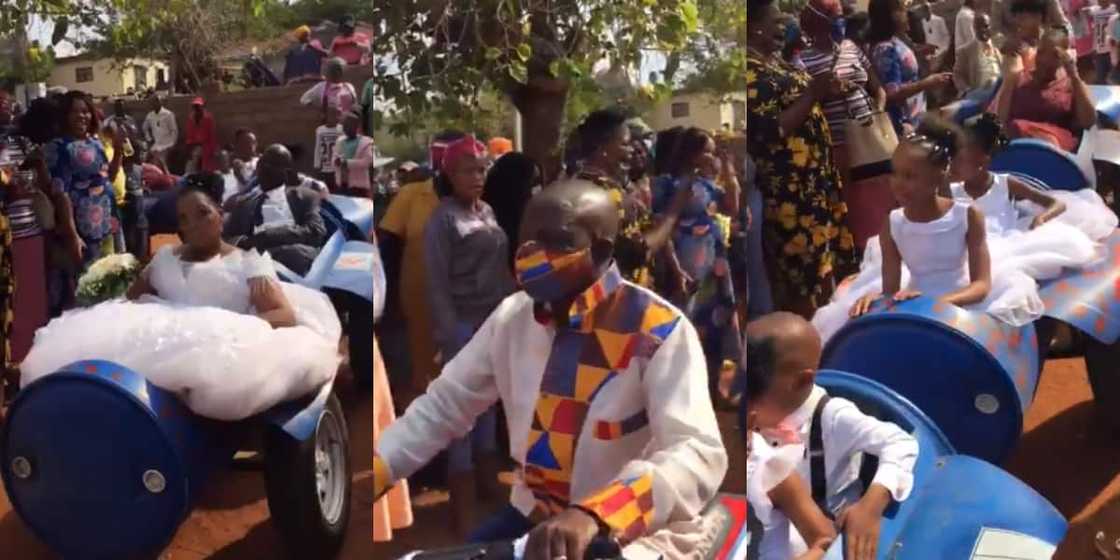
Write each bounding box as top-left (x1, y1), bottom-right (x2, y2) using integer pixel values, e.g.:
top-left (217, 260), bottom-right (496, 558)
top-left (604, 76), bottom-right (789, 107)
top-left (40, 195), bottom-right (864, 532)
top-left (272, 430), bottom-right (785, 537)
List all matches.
top-left (143, 107), bottom-right (178, 153)
top-left (376, 265), bottom-right (727, 547)
top-left (774, 385), bottom-right (920, 555)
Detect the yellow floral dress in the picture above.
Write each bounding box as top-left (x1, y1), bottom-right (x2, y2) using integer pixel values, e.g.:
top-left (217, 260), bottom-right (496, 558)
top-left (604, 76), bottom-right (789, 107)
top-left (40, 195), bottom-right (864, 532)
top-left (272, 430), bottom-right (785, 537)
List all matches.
top-left (747, 51), bottom-right (856, 307)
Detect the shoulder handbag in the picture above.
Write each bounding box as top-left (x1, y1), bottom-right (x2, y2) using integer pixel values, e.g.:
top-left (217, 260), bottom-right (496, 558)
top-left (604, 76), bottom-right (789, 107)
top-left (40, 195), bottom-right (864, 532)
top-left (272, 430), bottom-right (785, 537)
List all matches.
top-left (843, 87), bottom-right (899, 182)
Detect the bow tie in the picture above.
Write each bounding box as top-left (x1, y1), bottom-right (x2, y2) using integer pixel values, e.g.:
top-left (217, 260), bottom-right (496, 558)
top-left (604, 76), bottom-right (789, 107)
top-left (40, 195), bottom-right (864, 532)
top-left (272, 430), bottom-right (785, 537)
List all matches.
top-left (761, 422), bottom-right (803, 446)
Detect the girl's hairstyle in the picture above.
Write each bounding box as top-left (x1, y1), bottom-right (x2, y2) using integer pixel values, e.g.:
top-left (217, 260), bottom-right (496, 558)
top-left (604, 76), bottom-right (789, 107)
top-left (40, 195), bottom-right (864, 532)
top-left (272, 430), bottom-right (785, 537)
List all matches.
top-left (909, 114), bottom-right (962, 167)
top-left (867, 0), bottom-right (906, 43)
top-left (656, 126), bottom-right (712, 177)
top-left (57, 91), bottom-right (100, 137)
top-left (178, 172), bottom-right (226, 208)
top-left (964, 113), bottom-right (1010, 155)
top-left (1010, 0), bottom-right (1047, 15)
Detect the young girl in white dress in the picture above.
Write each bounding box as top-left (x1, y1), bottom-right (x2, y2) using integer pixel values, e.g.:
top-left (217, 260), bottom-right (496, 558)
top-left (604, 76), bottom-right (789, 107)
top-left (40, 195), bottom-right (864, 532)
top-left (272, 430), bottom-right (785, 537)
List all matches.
top-left (813, 118), bottom-right (995, 341)
top-left (814, 114), bottom-right (1117, 342)
top-left (949, 112), bottom-right (1116, 254)
top-left (21, 174), bottom-right (342, 421)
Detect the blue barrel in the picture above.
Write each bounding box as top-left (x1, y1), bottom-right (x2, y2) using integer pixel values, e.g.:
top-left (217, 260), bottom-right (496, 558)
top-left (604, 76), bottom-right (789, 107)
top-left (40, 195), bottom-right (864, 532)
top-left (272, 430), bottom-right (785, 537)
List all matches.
top-left (1, 361), bottom-right (233, 559)
top-left (817, 370), bottom-right (956, 553)
top-left (823, 455), bottom-right (1067, 559)
top-left (821, 297), bottom-right (1039, 464)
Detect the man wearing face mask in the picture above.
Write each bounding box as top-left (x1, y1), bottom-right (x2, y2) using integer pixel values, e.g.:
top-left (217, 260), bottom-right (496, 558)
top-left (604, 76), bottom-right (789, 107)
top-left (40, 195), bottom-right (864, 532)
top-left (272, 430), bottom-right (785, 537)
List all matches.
top-left (374, 180), bottom-right (727, 559)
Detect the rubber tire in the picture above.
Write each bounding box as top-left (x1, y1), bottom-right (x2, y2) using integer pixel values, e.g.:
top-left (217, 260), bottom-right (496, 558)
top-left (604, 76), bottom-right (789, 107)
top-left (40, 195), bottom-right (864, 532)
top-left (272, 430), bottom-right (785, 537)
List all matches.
top-left (1083, 337), bottom-right (1120, 434)
top-left (264, 393), bottom-right (351, 559)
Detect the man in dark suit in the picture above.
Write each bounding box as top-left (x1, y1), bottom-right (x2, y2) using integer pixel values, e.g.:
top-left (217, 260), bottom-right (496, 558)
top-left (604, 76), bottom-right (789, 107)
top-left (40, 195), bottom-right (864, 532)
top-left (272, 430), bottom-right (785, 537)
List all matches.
top-left (223, 144), bottom-right (327, 276)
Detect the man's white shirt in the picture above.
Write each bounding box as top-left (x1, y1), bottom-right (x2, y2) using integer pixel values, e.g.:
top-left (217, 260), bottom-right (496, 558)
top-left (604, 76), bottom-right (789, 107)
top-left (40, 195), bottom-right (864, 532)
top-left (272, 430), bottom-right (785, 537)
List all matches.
top-left (144, 108), bottom-right (178, 152)
top-left (377, 286), bottom-right (728, 550)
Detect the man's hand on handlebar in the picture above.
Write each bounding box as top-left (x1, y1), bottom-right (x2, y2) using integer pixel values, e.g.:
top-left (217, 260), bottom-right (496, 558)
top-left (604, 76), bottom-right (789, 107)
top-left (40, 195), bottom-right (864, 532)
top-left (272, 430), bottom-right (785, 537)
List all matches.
top-left (524, 508), bottom-right (601, 560)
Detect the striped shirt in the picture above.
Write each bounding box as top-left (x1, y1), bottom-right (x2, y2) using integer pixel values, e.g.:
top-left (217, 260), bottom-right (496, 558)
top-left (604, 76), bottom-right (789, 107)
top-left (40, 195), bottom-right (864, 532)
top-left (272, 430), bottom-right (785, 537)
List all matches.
top-left (0, 131), bottom-right (42, 239)
top-left (801, 40), bottom-right (876, 146)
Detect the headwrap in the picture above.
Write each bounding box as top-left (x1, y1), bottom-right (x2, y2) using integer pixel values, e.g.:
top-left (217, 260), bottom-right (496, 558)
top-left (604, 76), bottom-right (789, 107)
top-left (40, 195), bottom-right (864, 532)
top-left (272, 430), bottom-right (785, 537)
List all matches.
top-left (294, 25), bottom-right (312, 40)
top-left (800, 0), bottom-right (843, 39)
top-left (440, 134), bottom-right (487, 171)
top-left (488, 137), bottom-right (513, 158)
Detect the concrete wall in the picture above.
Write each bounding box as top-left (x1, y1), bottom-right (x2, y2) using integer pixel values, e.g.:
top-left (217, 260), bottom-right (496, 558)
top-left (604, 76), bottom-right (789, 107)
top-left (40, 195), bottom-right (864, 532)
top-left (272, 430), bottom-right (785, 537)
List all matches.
top-left (49, 58), bottom-right (169, 98)
top-left (114, 65), bottom-right (370, 175)
top-left (647, 92), bottom-right (748, 133)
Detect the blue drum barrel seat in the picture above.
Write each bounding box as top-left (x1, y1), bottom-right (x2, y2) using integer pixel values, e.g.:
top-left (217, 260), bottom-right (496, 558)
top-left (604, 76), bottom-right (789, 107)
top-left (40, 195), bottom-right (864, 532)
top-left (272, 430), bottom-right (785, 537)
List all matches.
top-left (816, 372), bottom-right (1066, 560)
top-left (1, 361), bottom-right (233, 559)
top-left (821, 298), bottom-right (1039, 464)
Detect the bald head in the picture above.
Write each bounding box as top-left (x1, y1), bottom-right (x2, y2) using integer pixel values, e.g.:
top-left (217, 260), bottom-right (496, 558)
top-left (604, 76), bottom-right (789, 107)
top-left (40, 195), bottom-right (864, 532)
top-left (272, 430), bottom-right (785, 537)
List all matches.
top-left (258, 144), bottom-right (294, 190)
top-left (745, 312), bottom-right (822, 424)
top-left (520, 179), bottom-right (620, 251)
top-left (746, 311), bottom-right (822, 369)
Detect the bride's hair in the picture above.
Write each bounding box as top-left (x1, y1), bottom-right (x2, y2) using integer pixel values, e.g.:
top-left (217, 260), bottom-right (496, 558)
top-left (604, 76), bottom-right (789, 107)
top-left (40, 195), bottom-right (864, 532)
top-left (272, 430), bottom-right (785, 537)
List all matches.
top-left (179, 172), bottom-right (225, 209)
top-left (964, 113), bottom-right (1011, 155)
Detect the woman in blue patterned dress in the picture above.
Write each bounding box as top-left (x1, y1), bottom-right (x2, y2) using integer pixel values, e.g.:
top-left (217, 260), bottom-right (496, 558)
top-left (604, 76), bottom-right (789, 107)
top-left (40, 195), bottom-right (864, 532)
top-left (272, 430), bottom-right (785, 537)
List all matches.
top-left (651, 127), bottom-right (743, 395)
top-left (44, 91), bottom-right (124, 268)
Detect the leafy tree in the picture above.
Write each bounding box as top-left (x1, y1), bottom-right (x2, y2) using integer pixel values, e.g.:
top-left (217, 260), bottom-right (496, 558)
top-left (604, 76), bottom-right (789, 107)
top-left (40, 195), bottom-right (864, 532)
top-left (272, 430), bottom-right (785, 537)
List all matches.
top-left (372, 0), bottom-right (743, 177)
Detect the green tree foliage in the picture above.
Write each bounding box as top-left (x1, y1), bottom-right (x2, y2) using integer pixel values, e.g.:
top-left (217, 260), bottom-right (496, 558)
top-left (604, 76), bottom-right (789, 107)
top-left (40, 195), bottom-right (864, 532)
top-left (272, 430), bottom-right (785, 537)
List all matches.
top-left (371, 0), bottom-right (743, 175)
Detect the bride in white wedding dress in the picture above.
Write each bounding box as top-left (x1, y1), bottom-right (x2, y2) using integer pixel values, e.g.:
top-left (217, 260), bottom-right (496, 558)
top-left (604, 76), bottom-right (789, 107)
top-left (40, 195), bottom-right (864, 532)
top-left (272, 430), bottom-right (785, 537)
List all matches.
top-left (20, 175), bottom-right (341, 421)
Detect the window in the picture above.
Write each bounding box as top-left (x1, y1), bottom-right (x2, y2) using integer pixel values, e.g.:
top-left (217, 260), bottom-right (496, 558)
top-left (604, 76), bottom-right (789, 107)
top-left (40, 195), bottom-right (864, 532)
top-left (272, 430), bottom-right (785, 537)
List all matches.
top-left (134, 65), bottom-right (148, 89)
top-left (75, 66), bottom-right (94, 83)
top-left (671, 102), bottom-right (690, 118)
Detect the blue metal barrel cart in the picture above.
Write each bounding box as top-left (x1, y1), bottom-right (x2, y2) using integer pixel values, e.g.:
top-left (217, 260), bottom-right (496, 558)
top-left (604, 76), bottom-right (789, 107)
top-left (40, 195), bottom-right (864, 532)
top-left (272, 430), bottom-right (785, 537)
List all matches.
top-left (1, 360), bottom-right (351, 559)
top-left (990, 135), bottom-right (1120, 434)
top-left (816, 370), bottom-right (1066, 558)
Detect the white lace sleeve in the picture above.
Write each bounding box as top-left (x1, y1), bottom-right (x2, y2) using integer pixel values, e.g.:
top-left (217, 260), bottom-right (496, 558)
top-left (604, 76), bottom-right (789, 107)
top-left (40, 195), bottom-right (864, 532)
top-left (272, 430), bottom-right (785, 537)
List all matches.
top-left (242, 249), bottom-right (279, 281)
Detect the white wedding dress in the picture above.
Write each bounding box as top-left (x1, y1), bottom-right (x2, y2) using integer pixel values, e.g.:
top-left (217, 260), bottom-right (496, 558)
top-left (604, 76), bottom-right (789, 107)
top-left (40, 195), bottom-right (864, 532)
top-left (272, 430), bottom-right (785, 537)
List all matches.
top-left (21, 246), bottom-right (342, 421)
top-left (813, 179), bottom-right (1117, 343)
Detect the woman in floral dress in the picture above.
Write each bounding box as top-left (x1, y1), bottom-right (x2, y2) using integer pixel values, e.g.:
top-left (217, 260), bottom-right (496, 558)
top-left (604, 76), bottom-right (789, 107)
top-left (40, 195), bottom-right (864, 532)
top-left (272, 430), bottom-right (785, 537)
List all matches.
top-left (652, 127), bottom-right (743, 393)
top-left (747, 0), bottom-right (856, 318)
top-left (45, 92), bottom-right (123, 269)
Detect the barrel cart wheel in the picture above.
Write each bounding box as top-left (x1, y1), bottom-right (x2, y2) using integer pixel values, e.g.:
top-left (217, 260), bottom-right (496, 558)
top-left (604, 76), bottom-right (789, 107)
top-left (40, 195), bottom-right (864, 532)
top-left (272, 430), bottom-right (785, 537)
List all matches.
top-left (263, 392), bottom-right (351, 558)
top-left (1083, 337), bottom-right (1120, 435)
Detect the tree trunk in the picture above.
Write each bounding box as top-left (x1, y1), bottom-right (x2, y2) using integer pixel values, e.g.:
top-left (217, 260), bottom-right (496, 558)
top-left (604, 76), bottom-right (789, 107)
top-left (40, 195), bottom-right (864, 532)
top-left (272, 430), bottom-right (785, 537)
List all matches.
top-left (508, 84), bottom-right (569, 183)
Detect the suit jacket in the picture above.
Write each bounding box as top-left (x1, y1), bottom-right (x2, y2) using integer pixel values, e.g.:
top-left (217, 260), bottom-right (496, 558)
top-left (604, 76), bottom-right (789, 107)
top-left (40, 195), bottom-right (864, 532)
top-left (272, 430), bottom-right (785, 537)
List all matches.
top-left (955, 39), bottom-right (1004, 92)
top-left (223, 184), bottom-right (327, 274)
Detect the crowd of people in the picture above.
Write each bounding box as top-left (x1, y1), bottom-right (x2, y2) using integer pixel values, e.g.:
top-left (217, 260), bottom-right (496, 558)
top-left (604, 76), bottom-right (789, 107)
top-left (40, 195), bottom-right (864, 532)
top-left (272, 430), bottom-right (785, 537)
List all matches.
top-left (0, 45), bottom-right (376, 406)
top-left (744, 0), bottom-right (1118, 557)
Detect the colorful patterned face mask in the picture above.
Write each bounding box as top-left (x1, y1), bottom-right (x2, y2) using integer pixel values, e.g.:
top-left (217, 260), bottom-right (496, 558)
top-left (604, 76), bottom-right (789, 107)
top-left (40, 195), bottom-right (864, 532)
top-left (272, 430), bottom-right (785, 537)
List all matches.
top-left (514, 240), bottom-right (595, 302)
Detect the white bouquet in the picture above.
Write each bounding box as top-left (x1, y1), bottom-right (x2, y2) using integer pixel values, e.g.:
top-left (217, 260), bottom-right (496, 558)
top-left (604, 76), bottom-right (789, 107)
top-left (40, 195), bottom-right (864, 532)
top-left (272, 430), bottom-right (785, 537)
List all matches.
top-left (76, 253), bottom-right (142, 306)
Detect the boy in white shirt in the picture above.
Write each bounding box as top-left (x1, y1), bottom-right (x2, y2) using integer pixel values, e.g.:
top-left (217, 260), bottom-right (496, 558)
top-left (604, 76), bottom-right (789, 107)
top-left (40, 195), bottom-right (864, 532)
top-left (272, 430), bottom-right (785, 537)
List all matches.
top-left (313, 107), bottom-right (344, 191)
top-left (738, 354), bottom-right (836, 560)
top-left (744, 312), bottom-right (919, 560)
top-left (1086, 0), bottom-right (1118, 83)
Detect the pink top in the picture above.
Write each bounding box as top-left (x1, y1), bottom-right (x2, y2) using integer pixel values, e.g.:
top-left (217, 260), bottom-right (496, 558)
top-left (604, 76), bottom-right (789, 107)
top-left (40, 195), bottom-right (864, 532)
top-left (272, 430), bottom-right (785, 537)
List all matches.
top-left (334, 134), bottom-right (374, 191)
